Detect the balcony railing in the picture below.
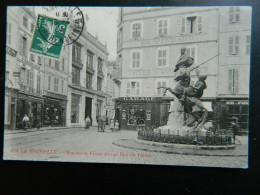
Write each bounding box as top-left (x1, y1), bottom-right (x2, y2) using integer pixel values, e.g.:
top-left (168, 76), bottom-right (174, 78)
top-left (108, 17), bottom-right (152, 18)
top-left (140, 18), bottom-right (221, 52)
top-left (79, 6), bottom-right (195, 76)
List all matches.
top-left (20, 84), bottom-right (42, 95)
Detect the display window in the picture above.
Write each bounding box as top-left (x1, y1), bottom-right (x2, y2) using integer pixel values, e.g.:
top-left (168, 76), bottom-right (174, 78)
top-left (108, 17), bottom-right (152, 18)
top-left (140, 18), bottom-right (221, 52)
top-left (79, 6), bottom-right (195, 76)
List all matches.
top-left (127, 104), bottom-right (145, 126)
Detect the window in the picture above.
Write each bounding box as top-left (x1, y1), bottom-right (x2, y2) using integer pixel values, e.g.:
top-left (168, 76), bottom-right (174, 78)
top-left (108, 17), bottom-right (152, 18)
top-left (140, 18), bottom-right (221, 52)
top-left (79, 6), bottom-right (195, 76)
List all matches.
top-left (55, 60), bottom-right (59, 70)
top-left (72, 65), bottom-right (80, 85)
top-left (229, 36), bottom-right (239, 55)
top-left (26, 70), bottom-right (34, 89)
top-left (62, 58), bottom-right (65, 71)
top-left (158, 19), bottom-right (168, 36)
top-left (7, 23), bottom-right (11, 45)
top-left (54, 78), bottom-right (59, 92)
top-left (157, 49), bottom-right (167, 66)
top-left (48, 76), bottom-right (51, 90)
top-left (49, 59), bottom-right (52, 66)
top-left (87, 50), bottom-right (94, 69)
top-left (182, 16), bottom-right (202, 34)
top-left (97, 77), bottom-right (102, 91)
top-left (126, 81), bottom-right (140, 96)
top-left (23, 16), bottom-right (28, 28)
top-left (98, 58), bottom-right (103, 75)
top-left (246, 35), bottom-right (251, 54)
top-left (30, 54), bottom-right (35, 62)
top-left (31, 23), bottom-right (35, 32)
top-left (72, 43), bottom-right (81, 61)
top-left (37, 74), bottom-right (41, 92)
top-left (22, 37), bottom-right (27, 56)
top-left (86, 72), bottom-right (92, 89)
top-left (228, 69), bottom-right (239, 94)
top-left (156, 80), bottom-right (167, 95)
top-left (61, 80), bottom-right (64, 93)
top-left (131, 51), bottom-right (141, 68)
top-left (38, 56), bottom-right (42, 65)
top-left (132, 22), bottom-right (142, 39)
top-left (229, 7), bottom-right (240, 23)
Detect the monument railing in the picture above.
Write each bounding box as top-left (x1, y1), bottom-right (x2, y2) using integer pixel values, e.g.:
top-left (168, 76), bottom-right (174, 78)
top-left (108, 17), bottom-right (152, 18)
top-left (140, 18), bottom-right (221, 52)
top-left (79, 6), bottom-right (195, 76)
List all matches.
top-left (137, 126), bottom-right (233, 145)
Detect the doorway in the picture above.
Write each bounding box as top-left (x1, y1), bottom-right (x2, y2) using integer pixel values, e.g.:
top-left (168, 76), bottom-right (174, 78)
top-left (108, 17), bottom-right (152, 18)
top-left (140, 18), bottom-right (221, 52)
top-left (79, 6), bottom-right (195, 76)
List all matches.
top-left (85, 97), bottom-right (92, 124)
top-left (10, 104), bottom-right (15, 130)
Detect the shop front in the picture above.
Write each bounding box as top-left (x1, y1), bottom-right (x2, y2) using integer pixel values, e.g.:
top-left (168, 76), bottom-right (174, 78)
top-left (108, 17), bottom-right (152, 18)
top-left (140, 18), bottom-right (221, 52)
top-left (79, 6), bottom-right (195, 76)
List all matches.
top-left (16, 93), bottom-right (44, 129)
top-left (115, 97), bottom-right (171, 130)
top-left (213, 99), bottom-right (249, 131)
top-left (43, 92), bottom-right (67, 127)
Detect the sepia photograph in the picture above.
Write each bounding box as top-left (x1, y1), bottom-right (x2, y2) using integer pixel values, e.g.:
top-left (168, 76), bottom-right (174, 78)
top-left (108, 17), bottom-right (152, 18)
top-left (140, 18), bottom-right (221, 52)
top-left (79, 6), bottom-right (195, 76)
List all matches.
top-left (3, 6), bottom-right (251, 168)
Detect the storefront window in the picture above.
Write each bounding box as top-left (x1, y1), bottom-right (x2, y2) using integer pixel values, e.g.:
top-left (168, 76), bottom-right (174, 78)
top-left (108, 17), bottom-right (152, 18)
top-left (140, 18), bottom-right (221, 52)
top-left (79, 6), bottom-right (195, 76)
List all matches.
top-left (228, 104), bottom-right (248, 130)
top-left (71, 94), bottom-right (80, 123)
top-left (127, 105), bottom-right (145, 126)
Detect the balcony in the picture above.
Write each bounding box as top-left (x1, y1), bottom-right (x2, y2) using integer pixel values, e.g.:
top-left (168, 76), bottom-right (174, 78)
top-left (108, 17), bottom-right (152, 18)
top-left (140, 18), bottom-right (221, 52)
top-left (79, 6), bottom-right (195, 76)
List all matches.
top-left (20, 84), bottom-right (42, 96)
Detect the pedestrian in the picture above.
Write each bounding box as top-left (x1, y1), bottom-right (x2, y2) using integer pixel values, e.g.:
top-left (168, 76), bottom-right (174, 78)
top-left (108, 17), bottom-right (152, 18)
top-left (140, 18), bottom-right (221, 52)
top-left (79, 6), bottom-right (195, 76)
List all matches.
top-left (36, 114), bottom-right (41, 130)
top-left (97, 116), bottom-right (102, 132)
top-left (110, 118), bottom-right (115, 131)
top-left (231, 122), bottom-right (239, 144)
top-left (114, 120), bottom-right (119, 132)
top-left (85, 116), bottom-right (91, 129)
top-left (22, 114), bottom-right (29, 129)
top-left (101, 115), bottom-right (106, 132)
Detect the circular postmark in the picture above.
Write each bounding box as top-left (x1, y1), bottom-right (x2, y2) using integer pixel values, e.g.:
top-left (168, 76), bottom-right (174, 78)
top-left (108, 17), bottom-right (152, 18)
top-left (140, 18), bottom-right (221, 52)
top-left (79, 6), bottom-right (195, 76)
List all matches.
top-left (37, 6), bottom-right (84, 46)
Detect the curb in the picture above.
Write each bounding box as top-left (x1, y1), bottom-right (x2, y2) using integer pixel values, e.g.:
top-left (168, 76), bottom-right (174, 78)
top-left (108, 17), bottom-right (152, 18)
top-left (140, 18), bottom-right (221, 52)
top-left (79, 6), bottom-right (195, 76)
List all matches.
top-left (4, 126), bottom-right (85, 135)
top-left (113, 139), bottom-right (248, 157)
top-left (135, 139), bottom-right (236, 150)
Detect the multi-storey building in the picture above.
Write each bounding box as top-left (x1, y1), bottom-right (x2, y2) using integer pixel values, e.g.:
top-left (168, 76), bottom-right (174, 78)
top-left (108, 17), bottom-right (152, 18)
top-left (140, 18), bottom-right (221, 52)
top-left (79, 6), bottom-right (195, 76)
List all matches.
top-left (67, 31), bottom-right (108, 127)
top-left (5, 6), bottom-right (109, 130)
top-left (116, 7), bottom-right (251, 130)
top-left (5, 7), bottom-right (46, 130)
top-left (41, 45), bottom-right (71, 127)
top-left (217, 7), bottom-right (251, 130)
top-left (104, 61), bottom-right (121, 121)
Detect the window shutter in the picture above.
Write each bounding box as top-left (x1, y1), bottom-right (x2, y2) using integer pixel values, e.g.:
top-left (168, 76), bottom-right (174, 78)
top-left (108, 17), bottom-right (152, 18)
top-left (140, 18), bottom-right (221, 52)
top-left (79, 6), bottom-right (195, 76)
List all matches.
top-left (234, 69), bottom-right (239, 93)
top-left (26, 70), bottom-right (29, 85)
top-left (228, 69), bottom-right (233, 93)
top-left (136, 82), bottom-right (140, 95)
top-left (126, 82), bottom-right (130, 96)
top-left (235, 7), bottom-right (240, 22)
top-left (229, 7), bottom-right (234, 23)
top-left (186, 48), bottom-right (190, 57)
top-left (235, 36), bottom-right (239, 54)
top-left (198, 16), bottom-right (202, 33)
top-left (19, 35), bottom-right (23, 54)
top-left (31, 71), bottom-right (34, 88)
top-left (229, 37), bottom-right (234, 54)
top-left (181, 17), bottom-right (185, 33)
top-left (191, 48), bottom-right (195, 58)
top-left (57, 78), bottom-right (59, 92)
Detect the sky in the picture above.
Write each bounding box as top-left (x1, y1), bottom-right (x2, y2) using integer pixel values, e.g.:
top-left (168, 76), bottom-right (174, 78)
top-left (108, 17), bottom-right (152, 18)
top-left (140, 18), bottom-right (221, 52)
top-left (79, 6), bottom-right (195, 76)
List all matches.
top-left (35, 7), bottom-right (119, 61)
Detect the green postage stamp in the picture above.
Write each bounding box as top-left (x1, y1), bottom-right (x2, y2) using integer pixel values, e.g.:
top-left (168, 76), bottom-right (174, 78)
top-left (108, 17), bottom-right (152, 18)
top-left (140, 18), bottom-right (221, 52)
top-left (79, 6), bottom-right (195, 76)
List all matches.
top-left (30, 14), bottom-right (69, 59)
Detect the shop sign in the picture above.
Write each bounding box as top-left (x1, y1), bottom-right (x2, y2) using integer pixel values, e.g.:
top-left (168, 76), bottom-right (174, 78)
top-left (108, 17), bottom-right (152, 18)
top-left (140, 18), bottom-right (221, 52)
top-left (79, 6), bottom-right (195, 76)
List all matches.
top-left (226, 101), bottom-right (248, 105)
top-left (6, 46), bottom-right (17, 57)
top-left (140, 35), bottom-right (193, 46)
top-left (130, 67), bottom-right (174, 77)
top-left (121, 97), bottom-right (154, 101)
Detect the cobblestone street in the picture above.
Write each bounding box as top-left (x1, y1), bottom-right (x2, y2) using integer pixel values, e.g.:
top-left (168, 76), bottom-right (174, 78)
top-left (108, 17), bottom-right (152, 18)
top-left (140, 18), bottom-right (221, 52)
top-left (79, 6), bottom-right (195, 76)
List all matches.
top-left (4, 127), bottom-right (248, 168)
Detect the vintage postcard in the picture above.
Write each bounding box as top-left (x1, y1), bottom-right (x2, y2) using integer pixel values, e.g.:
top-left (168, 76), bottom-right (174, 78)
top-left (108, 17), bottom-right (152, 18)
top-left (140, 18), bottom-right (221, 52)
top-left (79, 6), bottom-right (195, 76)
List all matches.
top-left (4, 6), bottom-right (251, 168)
